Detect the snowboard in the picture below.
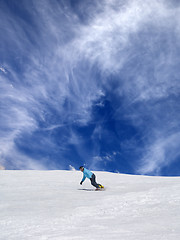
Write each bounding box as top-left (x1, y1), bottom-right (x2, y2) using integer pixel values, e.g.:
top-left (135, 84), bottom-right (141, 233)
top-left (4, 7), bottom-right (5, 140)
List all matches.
top-left (95, 187), bottom-right (105, 191)
top-left (78, 187), bottom-right (105, 191)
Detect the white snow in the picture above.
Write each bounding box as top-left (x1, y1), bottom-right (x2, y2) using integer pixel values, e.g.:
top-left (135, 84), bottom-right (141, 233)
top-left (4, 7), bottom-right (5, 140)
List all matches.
top-left (0, 170), bottom-right (180, 240)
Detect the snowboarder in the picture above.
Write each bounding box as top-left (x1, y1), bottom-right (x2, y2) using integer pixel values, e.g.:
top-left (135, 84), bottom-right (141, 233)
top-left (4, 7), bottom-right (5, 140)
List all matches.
top-left (79, 166), bottom-right (104, 189)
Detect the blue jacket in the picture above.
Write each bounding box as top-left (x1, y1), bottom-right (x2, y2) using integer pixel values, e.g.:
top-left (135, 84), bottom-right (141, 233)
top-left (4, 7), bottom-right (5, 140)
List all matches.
top-left (81, 168), bottom-right (93, 182)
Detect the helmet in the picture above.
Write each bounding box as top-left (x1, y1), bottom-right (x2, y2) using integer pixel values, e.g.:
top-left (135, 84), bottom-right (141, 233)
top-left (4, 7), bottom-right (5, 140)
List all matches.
top-left (79, 166), bottom-right (84, 170)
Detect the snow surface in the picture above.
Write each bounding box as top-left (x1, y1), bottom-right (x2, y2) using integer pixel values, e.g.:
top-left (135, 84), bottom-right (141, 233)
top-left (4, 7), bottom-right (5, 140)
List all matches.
top-left (0, 170), bottom-right (180, 240)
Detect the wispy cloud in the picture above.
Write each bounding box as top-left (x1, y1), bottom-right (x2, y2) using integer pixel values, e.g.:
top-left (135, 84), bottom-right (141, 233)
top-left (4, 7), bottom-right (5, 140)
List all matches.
top-left (137, 132), bottom-right (180, 175)
top-left (0, 0), bottom-right (103, 169)
top-left (0, 67), bottom-right (6, 73)
top-left (67, 0), bottom-right (179, 73)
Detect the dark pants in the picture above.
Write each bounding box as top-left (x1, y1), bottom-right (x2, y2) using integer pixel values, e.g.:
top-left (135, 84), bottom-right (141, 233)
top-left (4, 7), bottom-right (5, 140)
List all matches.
top-left (90, 174), bottom-right (101, 188)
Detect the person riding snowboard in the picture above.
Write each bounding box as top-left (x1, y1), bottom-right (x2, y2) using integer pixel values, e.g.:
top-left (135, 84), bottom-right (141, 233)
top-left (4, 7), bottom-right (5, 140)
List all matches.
top-left (79, 166), bottom-right (104, 189)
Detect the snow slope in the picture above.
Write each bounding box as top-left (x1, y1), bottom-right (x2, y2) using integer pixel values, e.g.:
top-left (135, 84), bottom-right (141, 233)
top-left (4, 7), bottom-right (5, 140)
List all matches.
top-left (0, 170), bottom-right (180, 240)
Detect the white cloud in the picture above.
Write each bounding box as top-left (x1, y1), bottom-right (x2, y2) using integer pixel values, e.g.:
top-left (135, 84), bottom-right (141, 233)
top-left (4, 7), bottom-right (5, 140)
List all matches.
top-left (63, 0), bottom-right (180, 105)
top-left (137, 132), bottom-right (180, 175)
top-left (90, 152), bottom-right (117, 170)
top-left (67, 0), bottom-right (173, 71)
top-left (0, 67), bottom-right (6, 73)
top-left (0, 0), bottom-right (103, 168)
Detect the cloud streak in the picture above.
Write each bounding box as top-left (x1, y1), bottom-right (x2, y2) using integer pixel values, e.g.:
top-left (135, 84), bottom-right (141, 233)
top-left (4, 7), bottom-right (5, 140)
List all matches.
top-left (137, 132), bottom-right (180, 175)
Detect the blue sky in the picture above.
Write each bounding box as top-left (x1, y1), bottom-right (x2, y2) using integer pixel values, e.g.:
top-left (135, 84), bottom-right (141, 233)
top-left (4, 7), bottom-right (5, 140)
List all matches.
top-left (1, 0), bottom-right (180, 175)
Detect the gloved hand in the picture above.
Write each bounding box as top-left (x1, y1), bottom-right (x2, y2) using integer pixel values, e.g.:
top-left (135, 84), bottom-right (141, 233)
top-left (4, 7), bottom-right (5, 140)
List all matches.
top-left (80, 181), bottom-right (83, 185)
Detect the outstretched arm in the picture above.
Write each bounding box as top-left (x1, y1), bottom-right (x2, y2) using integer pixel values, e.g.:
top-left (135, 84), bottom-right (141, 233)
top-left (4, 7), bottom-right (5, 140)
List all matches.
top-left (80, 175), bottom-right (86, 184)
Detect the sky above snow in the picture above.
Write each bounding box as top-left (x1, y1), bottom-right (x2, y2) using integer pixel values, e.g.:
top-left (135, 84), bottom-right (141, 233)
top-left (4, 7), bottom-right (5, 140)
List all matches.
top-left (1, 0), bottom-right (180, 175)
